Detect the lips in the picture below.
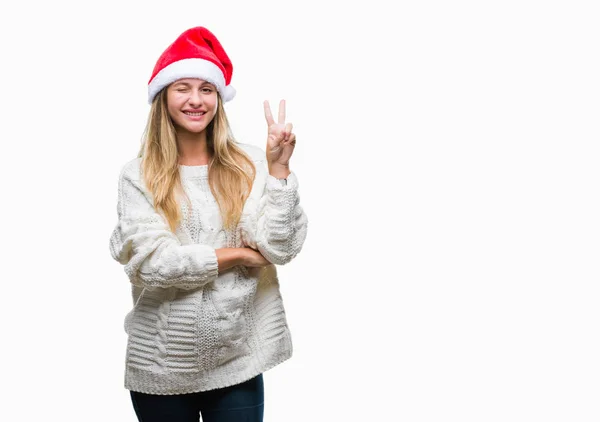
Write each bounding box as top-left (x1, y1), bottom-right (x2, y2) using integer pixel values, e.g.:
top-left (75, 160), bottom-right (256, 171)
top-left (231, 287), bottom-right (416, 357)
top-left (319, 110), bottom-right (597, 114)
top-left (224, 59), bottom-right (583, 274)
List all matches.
top-left (182, 110), bottom-right (206, 122)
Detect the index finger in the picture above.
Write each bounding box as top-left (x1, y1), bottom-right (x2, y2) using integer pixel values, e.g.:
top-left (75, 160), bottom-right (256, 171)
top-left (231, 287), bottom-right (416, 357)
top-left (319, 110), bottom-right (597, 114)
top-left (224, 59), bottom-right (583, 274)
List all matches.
top-left (263, 101), bottom-right (275, 126)
top-left (278, 99), bottom-right (286, 124)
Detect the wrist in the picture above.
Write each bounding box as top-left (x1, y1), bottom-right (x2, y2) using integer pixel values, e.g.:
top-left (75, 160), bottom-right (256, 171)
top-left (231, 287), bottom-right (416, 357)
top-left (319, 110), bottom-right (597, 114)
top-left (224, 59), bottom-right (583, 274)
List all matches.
top-left (235, 248), bottom-right (248, 266)
top-left (268, 162), bottom-right (290, 179)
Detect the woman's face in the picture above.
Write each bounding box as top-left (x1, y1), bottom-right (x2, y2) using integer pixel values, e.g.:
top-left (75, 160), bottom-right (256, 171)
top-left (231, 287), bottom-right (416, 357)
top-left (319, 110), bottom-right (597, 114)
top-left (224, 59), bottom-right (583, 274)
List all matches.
top-left (166, 78), bottom-right (218, 134)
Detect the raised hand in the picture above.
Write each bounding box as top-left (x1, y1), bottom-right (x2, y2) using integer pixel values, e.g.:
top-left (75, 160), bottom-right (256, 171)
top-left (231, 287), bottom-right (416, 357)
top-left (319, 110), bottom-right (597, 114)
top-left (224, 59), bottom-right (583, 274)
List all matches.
top-left (263, 99), bottom-right (296, 168)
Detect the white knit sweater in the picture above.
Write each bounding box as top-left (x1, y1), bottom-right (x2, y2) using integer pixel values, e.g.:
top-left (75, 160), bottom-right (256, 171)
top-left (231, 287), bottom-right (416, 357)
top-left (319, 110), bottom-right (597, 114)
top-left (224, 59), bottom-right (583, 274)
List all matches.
top-left (109, 143), bottom-right (308, 395)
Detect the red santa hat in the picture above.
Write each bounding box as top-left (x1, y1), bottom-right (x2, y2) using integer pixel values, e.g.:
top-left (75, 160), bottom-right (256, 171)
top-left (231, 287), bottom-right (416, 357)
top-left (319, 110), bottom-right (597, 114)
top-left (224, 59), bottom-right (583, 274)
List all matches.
top-left (147, 27), bottom-right (236, 104)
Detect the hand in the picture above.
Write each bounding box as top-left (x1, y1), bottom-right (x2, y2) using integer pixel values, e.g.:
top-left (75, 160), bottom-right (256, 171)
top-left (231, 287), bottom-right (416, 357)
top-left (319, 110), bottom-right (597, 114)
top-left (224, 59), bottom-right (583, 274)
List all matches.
top-left (241, 247), bottom-right (271, 268)
top-left (264, 99), bottom-right (296, 168)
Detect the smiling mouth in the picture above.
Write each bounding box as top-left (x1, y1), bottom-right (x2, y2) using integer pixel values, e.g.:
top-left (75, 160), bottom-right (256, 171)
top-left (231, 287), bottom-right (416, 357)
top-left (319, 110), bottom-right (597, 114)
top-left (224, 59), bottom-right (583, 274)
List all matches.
top-left (183, 111), bottom-right (206, 116)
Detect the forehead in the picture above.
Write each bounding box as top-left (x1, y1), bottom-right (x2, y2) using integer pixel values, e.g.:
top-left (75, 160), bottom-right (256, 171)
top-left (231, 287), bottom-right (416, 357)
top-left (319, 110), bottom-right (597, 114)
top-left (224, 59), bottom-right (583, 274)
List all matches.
top-left (172, 78), bottom-right (213, 86)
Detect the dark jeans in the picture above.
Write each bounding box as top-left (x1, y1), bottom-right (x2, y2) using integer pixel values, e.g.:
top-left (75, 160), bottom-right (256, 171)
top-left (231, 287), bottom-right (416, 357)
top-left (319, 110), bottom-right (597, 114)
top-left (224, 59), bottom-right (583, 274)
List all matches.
top-left (129, 374), bottom-right (264, 422)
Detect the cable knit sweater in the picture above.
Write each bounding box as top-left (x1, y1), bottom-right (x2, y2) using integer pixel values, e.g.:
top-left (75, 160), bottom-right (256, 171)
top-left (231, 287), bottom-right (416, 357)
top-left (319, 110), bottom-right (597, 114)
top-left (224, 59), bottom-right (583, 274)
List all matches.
top-left (109, 142), bottom-right (308, 395)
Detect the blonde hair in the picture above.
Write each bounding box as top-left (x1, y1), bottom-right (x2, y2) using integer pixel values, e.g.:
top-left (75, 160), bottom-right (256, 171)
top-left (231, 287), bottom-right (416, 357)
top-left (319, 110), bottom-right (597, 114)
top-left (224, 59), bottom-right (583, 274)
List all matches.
top-left (138, 89), bottom-right (256, 233)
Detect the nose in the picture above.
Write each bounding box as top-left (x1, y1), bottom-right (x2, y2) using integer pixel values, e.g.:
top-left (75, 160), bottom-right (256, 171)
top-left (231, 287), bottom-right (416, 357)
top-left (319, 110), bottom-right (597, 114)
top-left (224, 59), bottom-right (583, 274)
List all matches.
top-left (188, 89), bottom-right (202, 107)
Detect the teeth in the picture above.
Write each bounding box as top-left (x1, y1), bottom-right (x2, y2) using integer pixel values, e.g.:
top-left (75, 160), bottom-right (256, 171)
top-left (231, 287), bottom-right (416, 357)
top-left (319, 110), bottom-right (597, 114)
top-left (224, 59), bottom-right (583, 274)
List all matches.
top-left (184, 112), bottom-right (204, 116)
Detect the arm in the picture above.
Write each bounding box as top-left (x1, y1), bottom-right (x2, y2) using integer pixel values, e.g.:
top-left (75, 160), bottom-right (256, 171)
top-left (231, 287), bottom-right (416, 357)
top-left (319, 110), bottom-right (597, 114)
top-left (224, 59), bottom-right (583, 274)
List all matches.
top-left (254, 100), bottom-right (308, 265)
top-left (254, 162), bottom-right (308, 265)
top-left (109, 164), bottom-right (240, 289)
top-left (216, 248), bottom-right (246, 272)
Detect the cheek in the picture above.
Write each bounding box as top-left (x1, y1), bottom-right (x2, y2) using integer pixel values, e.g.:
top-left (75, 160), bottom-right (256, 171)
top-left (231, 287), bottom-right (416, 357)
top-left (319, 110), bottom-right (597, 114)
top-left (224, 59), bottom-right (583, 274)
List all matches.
top-left (206, 95), bottom-right (218, 118)
top-left (167, 92), bottom-right (182, 109)
top-left (208, 94), bottom-right (218, 111)
top-left (166, 94), bottom-right (181, 114)
top-left (167, 104), bottom-right (181, 122)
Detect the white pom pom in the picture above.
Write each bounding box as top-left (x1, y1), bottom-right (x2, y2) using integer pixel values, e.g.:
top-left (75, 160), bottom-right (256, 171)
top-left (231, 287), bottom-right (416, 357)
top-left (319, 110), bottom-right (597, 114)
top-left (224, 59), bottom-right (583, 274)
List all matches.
top-left (223, 85), bottom-right (236, 102)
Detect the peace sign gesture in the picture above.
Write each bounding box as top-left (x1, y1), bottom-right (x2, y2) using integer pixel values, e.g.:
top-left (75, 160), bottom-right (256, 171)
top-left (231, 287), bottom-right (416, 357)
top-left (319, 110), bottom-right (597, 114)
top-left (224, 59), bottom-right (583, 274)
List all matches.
top-left (263, 99), bottom-right (296, 168)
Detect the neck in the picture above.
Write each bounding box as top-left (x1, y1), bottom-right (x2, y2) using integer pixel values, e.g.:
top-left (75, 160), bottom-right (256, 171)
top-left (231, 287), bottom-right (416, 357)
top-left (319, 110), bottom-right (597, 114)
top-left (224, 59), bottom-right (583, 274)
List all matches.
top-left (177, 130), bottom-right (212, 165)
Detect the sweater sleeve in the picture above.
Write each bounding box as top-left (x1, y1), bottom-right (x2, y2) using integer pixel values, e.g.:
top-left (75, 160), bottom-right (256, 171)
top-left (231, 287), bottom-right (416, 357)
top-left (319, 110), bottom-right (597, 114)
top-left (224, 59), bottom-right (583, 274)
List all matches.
top-left (254, 167), bottom-right (308, 265)
top-left (109, 164), bottom-right (219, 289)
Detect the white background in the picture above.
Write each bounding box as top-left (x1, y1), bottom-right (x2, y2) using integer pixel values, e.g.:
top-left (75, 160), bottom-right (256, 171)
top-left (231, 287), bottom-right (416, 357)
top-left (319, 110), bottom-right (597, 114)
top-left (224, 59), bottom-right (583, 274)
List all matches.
top-left (1, 0), bottom-right (598, 421)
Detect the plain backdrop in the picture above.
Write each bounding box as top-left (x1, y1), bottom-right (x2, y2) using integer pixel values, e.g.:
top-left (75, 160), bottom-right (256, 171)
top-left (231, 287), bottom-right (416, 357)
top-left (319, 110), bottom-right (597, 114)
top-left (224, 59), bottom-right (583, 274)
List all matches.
top-left (1, 0), bottom-right (599, 421)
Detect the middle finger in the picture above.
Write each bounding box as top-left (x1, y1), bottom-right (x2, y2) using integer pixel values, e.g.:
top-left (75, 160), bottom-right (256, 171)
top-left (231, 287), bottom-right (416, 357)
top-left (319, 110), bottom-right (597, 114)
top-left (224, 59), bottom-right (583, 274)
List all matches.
top-left (278, 99), bottom-right (286, 124)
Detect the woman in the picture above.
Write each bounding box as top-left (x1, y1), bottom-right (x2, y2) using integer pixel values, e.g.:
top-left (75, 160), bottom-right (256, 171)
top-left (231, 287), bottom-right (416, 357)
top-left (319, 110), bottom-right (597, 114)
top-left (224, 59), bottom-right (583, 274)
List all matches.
top-left (109, 26), bottom-right (308, 422)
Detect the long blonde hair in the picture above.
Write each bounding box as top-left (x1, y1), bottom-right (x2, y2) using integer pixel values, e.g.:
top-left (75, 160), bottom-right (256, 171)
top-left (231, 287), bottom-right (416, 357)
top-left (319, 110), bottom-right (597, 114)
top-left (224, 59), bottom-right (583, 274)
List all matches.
top-left (138, 89), bottom-right (256, 233)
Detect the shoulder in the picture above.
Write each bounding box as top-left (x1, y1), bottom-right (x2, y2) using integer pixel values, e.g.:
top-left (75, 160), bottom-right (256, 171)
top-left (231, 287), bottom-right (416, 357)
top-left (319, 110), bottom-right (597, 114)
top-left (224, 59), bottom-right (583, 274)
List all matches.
top-left (120, 157), bottom-right (142, 177)
top-left (117, 157), bottom-right (143, 183)
top-left (236, 142), bottom-right (266, 164)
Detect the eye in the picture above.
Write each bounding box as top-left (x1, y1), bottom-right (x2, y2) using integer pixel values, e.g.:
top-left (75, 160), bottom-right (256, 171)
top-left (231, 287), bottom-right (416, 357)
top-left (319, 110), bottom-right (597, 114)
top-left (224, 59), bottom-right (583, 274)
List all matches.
top-left (202, 88), bottom-right (213, 93)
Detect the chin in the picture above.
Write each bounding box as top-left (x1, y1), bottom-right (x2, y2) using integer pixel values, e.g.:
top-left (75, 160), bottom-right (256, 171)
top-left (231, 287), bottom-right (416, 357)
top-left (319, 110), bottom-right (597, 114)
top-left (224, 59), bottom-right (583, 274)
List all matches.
top-left (188, 125), bottom-right (207, 133)
top-left (178, 123), bottom-right (208, 133)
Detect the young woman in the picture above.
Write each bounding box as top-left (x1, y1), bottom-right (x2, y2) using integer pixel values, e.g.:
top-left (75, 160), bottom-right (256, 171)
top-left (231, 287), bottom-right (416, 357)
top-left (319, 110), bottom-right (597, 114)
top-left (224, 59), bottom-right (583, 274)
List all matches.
top-left (109, 26), bottom-right (308, 422)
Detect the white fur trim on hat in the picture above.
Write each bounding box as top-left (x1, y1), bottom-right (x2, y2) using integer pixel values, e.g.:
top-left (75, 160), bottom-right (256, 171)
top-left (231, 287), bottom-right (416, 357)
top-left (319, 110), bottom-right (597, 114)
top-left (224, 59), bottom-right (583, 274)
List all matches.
top-left (147, 58), bottom-right (235, 104)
